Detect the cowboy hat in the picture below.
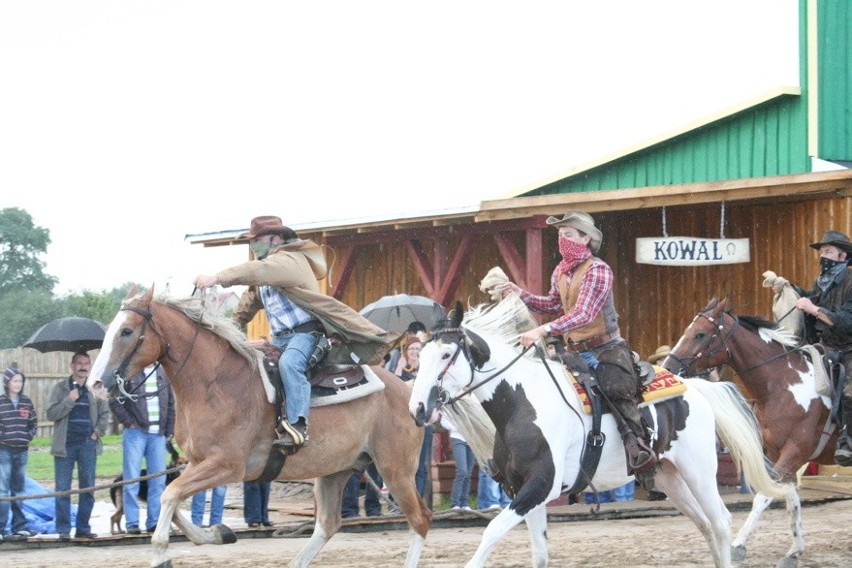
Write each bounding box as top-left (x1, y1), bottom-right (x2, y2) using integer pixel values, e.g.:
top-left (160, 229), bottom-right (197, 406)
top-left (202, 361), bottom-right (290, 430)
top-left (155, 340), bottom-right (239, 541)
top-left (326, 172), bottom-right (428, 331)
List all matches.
top-left (648, 345), bottom-right (671, 364)
top-left (545, 210), bottom-right (603, 253)
top-left (809, 230), bottom-right (852, 255)
top-left (239, 215), bottom-right (299, 241)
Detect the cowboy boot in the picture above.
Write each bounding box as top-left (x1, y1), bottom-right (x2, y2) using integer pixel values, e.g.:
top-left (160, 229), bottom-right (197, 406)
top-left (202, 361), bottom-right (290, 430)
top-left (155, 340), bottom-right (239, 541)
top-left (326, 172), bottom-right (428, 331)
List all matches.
top-left (273, 417), bottom-right (308, 450)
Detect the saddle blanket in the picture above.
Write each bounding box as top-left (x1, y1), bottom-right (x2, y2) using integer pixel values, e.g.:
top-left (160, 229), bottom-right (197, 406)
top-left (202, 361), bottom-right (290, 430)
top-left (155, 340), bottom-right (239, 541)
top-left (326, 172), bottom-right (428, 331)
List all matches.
top-left (567, 365), bottom-right (686, 415)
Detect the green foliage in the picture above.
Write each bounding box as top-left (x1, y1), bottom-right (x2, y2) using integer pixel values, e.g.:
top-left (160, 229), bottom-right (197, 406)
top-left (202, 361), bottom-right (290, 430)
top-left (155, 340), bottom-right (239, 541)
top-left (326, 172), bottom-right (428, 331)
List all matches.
top-left (0, 207), bottom-right (57, 296)
top-left (0, 288), bottom-right (65, 348)
top-left (0, 207), bottom-right (142, 348)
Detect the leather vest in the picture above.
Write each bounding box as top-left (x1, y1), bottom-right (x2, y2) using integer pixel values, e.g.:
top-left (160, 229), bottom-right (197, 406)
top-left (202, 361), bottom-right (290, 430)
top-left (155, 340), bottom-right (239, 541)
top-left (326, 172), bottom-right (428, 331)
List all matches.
top-left (557, 258), bottom-right (621, 343)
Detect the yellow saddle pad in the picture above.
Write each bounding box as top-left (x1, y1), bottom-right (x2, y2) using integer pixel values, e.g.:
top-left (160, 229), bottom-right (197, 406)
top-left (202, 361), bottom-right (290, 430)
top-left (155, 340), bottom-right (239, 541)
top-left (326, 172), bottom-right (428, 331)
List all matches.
top-left (567, 366), bottom-right (686, 415)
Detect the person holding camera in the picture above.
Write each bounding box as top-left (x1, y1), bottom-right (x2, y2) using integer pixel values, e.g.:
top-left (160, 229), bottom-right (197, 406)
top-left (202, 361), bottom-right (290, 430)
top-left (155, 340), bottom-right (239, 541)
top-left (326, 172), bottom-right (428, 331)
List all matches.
top-left (45, 351), bottom-right (111, 541)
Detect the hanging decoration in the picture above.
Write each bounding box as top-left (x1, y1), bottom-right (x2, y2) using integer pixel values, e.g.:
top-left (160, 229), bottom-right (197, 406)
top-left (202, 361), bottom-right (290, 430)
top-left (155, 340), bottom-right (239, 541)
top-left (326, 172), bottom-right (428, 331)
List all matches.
top-left (635, 202), bottom-right (750, 266)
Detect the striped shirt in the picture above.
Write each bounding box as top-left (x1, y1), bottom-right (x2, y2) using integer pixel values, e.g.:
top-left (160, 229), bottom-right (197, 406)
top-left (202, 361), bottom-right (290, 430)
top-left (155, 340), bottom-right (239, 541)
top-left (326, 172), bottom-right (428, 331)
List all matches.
top-left (144, 365), bottom-right (160, 434)
top-left (0, 394), bottom-right (37, 449)
top-left (521, 258), bottom-right (614, 336)
top-left (259, 285), bottom-right (314, 335)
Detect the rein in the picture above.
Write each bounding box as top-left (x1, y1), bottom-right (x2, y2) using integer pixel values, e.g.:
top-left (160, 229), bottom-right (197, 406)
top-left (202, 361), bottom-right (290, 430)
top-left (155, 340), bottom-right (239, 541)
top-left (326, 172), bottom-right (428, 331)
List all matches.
top-left (666, 310), bottom-right (740, 375)
top-left (439, 330), bottom-right (533, 406)
top-left (113, 302), bottom-right (202, 400)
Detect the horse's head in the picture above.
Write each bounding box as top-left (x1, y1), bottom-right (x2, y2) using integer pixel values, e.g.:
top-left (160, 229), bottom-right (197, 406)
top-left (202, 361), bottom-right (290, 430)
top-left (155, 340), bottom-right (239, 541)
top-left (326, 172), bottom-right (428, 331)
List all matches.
top-left (88, 284), bottom-right (165, 400)
top-left (664, 296), bottom-right (735, 376)
top-left (408, 301), bottom-right (490, 426)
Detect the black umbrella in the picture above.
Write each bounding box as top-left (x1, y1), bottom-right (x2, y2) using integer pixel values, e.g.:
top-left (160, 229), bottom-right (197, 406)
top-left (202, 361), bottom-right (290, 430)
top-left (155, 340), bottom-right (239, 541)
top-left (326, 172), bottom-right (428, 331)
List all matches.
top-left (23, 316), bottom-right (107, 353)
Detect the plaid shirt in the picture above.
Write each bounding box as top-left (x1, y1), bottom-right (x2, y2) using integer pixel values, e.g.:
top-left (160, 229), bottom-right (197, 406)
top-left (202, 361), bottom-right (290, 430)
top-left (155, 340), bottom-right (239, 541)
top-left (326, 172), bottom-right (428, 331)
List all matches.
top-left (521, 258), bottom-right (614, 336)
top-left (260, 284), bottom-right (314, 335)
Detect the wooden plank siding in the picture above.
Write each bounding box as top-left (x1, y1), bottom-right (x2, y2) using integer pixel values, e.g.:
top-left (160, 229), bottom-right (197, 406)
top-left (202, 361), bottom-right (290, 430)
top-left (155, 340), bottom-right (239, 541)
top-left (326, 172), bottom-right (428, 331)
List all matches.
top-left (249, 193), bottom-right (850, 364)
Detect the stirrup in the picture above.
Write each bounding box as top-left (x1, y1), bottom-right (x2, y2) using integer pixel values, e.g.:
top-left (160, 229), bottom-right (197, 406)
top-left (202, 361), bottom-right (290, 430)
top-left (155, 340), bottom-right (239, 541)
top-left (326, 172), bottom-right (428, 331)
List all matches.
top-left (275, 421), bottom-right (307, 447)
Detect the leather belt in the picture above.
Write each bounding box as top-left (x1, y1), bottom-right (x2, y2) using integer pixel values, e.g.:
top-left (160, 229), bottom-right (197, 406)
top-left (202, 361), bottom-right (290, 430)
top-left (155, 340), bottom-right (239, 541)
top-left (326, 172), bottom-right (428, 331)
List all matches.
top-left (273, 320), bottom-right (324, 337)
top-left (564, 332), bottom-right (620, 354)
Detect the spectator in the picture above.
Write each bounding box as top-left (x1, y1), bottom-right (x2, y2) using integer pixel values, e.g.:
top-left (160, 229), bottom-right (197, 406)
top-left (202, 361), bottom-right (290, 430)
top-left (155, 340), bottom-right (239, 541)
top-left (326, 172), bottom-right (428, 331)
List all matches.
top-left (384, 321), bottom-right (427, 373)
top-left (441, 414), bottom-right (474, 510)
top-left (476, 464), bottom-right (510, 511)
top-left (191, 485), bottom-right (228, 527)
top-left (392, 334), bottom-right (433, 497)
top-left (46, 352), bottom-right (111, 541)
top-left (341, 466), bottom-right (382, 518)
top-left (109, 364), bottom-right (175, 535)
top-left (243, 480), bottom-right (273, 527)
top-left (0, 366), bottom-right (38, 542)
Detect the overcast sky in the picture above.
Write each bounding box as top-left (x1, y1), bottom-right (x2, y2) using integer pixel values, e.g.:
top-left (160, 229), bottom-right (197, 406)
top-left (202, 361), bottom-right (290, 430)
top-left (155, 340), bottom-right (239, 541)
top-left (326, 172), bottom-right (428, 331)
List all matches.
top-left (0, 1), bottom-right (799, 298)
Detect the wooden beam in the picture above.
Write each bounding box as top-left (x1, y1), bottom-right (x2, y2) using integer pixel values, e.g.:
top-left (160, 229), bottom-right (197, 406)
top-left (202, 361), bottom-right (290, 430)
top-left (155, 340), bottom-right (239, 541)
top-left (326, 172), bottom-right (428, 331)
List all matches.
top-left (525, 228), bottom-right (545, 295)
top-left (436, 234), bottom-right (475, 306)
top-left (494, 233), bottom-right (527, 289)
top-left (406, 240), bottom-right (435, 297)
top-left (329, 244), bottom-right (357, 300)
top-left (477, 171), bottom-right (852, 221)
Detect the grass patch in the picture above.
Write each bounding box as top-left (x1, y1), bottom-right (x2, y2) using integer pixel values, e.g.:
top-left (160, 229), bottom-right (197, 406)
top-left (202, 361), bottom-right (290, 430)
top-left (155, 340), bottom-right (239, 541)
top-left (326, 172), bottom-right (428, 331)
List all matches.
top-left (27, 435), bottom-right (124, 482)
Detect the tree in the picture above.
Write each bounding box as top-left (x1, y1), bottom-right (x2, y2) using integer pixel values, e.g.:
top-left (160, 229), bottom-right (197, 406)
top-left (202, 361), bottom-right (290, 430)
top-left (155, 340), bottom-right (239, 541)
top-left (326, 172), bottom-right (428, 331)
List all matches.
top-left (0, 288), bottom-right (64, 348)
top-left (0, 207), bottom-right (57, 297)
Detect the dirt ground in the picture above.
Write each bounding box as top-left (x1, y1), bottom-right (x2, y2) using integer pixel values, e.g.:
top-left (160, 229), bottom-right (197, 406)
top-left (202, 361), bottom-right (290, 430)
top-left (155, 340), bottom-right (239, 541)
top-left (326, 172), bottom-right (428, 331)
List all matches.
top-left (3, 490), bottom-right (851, 568)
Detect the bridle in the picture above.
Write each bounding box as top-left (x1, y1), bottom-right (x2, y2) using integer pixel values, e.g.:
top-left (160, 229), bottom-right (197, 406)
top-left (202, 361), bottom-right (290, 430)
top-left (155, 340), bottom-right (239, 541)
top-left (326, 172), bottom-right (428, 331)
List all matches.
top-left (666, 310), bottom-right (740, 376)
top-left (112, 302), bottom-right (201, 401)
top-left (432, 327), bottom-right (533, 407)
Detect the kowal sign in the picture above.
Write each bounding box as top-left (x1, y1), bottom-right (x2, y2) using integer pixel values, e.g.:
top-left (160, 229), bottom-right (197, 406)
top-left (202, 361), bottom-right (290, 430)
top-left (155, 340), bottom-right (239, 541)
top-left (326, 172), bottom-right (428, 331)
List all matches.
top-left (636, 237), bottom-right (750, 266)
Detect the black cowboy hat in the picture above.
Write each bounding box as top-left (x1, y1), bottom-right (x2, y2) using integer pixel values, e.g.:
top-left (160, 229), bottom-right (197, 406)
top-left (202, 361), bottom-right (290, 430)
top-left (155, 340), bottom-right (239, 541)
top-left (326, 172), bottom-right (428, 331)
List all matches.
top-left (809, 230), bottom-right (852, 254)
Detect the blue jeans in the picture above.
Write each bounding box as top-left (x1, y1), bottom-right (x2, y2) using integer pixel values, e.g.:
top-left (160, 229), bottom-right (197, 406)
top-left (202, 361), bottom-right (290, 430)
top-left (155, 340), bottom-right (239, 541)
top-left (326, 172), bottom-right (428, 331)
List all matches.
top-left (416, 426), bottom-right (433, 496)
top-left (342, 465), bottom-right (382, 518)
top-left (122, 428), bottom-right (167, 531)
top-left (271, 332), bottom-right (318, 424)
top-left (54, 439), bottom-right (97, 535)
top-left (583, 481), bottom-right (635, 504)
top-left (243, 481), bottom-right (271, 524)
top-left (476, 467), bottom-right (510, 509)
top-left (450, 438), bottom-right (474, 508)
top-left (0, 447), bottom-right (29, 534)
top-left (191, 485), bottom-right (227, 526)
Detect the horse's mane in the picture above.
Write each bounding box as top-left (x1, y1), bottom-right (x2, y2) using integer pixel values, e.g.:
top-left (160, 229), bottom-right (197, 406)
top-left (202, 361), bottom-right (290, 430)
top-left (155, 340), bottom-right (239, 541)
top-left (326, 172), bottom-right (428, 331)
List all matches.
top-left (158, 296), bottom-right (260, 371)
top-left (737, 314), bottom-right (799, 348)
top-left (464, 295), bottom-right (538, 348)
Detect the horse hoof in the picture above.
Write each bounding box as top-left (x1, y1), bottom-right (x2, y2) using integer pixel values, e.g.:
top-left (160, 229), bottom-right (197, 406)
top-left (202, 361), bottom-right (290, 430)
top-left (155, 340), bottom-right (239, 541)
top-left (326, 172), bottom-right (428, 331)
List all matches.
top-left (153, 561), bottom-right (173, 568)
top-left (776, 556), bottom-right (798, 568)
top-left (731, 545), bottom-right (746, 562)
top-left (212, 524), bottom-right (237, 545)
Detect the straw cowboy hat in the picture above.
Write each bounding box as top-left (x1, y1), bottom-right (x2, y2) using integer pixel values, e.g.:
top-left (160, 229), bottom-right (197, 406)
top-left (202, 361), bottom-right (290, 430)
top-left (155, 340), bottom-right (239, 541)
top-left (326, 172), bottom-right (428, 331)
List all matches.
top-left (239, 215), bottom-right (299, 241)
top-left (545, 210), bottom-right (603, 253)
top-left (809, 230), bottom-right (852, 255)
top-left (648, 345), bottom-right (671, 364)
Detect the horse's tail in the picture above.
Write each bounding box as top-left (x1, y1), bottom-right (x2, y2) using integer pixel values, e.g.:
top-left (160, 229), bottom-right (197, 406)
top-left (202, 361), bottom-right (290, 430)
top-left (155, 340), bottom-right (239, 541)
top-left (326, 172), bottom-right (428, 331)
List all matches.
top-left (686, 378), bottom-right (790, 499)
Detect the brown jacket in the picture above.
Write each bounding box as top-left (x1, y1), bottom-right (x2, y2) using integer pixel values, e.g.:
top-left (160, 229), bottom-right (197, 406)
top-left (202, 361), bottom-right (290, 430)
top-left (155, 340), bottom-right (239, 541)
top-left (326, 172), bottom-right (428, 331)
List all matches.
top-left (218, 239), bottom-right (391, 364)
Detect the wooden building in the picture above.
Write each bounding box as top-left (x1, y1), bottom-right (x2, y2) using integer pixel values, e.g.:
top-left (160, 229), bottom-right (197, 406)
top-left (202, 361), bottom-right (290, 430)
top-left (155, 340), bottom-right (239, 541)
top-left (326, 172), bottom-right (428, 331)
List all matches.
top-left (189, 0), bottom-right (852, 493)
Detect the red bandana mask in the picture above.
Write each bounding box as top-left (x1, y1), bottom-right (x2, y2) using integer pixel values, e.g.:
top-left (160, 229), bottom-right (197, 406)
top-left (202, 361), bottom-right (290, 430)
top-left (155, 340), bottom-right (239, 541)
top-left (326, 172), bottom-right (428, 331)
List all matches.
top-left (557, 237), bottom-right (591, 275)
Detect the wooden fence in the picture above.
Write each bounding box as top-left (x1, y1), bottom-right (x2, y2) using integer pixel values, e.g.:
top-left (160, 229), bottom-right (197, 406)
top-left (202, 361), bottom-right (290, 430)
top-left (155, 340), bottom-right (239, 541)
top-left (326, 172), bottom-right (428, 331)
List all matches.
top-left (0, 347), bottom-right (119, 437)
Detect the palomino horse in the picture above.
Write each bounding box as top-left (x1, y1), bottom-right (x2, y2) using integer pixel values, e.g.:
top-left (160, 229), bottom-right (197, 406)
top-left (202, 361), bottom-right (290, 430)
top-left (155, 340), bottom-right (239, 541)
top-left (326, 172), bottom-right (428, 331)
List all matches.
top-left (87, 287), bottom-right (431, 568)
top-left (409, 303), bottom-right (789, 568)
top-left (664, 297), bottom-right (838, 568)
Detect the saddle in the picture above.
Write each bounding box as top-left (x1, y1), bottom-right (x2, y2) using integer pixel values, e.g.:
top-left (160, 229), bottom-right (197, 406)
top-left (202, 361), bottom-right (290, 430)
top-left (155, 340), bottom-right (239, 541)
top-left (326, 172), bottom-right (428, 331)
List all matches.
top-left (809, 343), bottom-right (847, 423)
top-left (261, 341), bottom-right (365, 385)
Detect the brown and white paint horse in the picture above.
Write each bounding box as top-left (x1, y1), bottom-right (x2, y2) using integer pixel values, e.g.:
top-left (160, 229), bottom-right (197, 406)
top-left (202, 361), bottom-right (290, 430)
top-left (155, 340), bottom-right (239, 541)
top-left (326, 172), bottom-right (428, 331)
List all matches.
top-left (665, 297), bottom-right (836, 568)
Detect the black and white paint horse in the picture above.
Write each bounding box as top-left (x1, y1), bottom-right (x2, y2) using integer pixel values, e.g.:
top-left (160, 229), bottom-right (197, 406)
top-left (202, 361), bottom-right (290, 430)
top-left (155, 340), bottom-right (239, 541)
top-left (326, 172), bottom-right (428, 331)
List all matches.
top-left (408, 302), bottom-right (790, 568)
